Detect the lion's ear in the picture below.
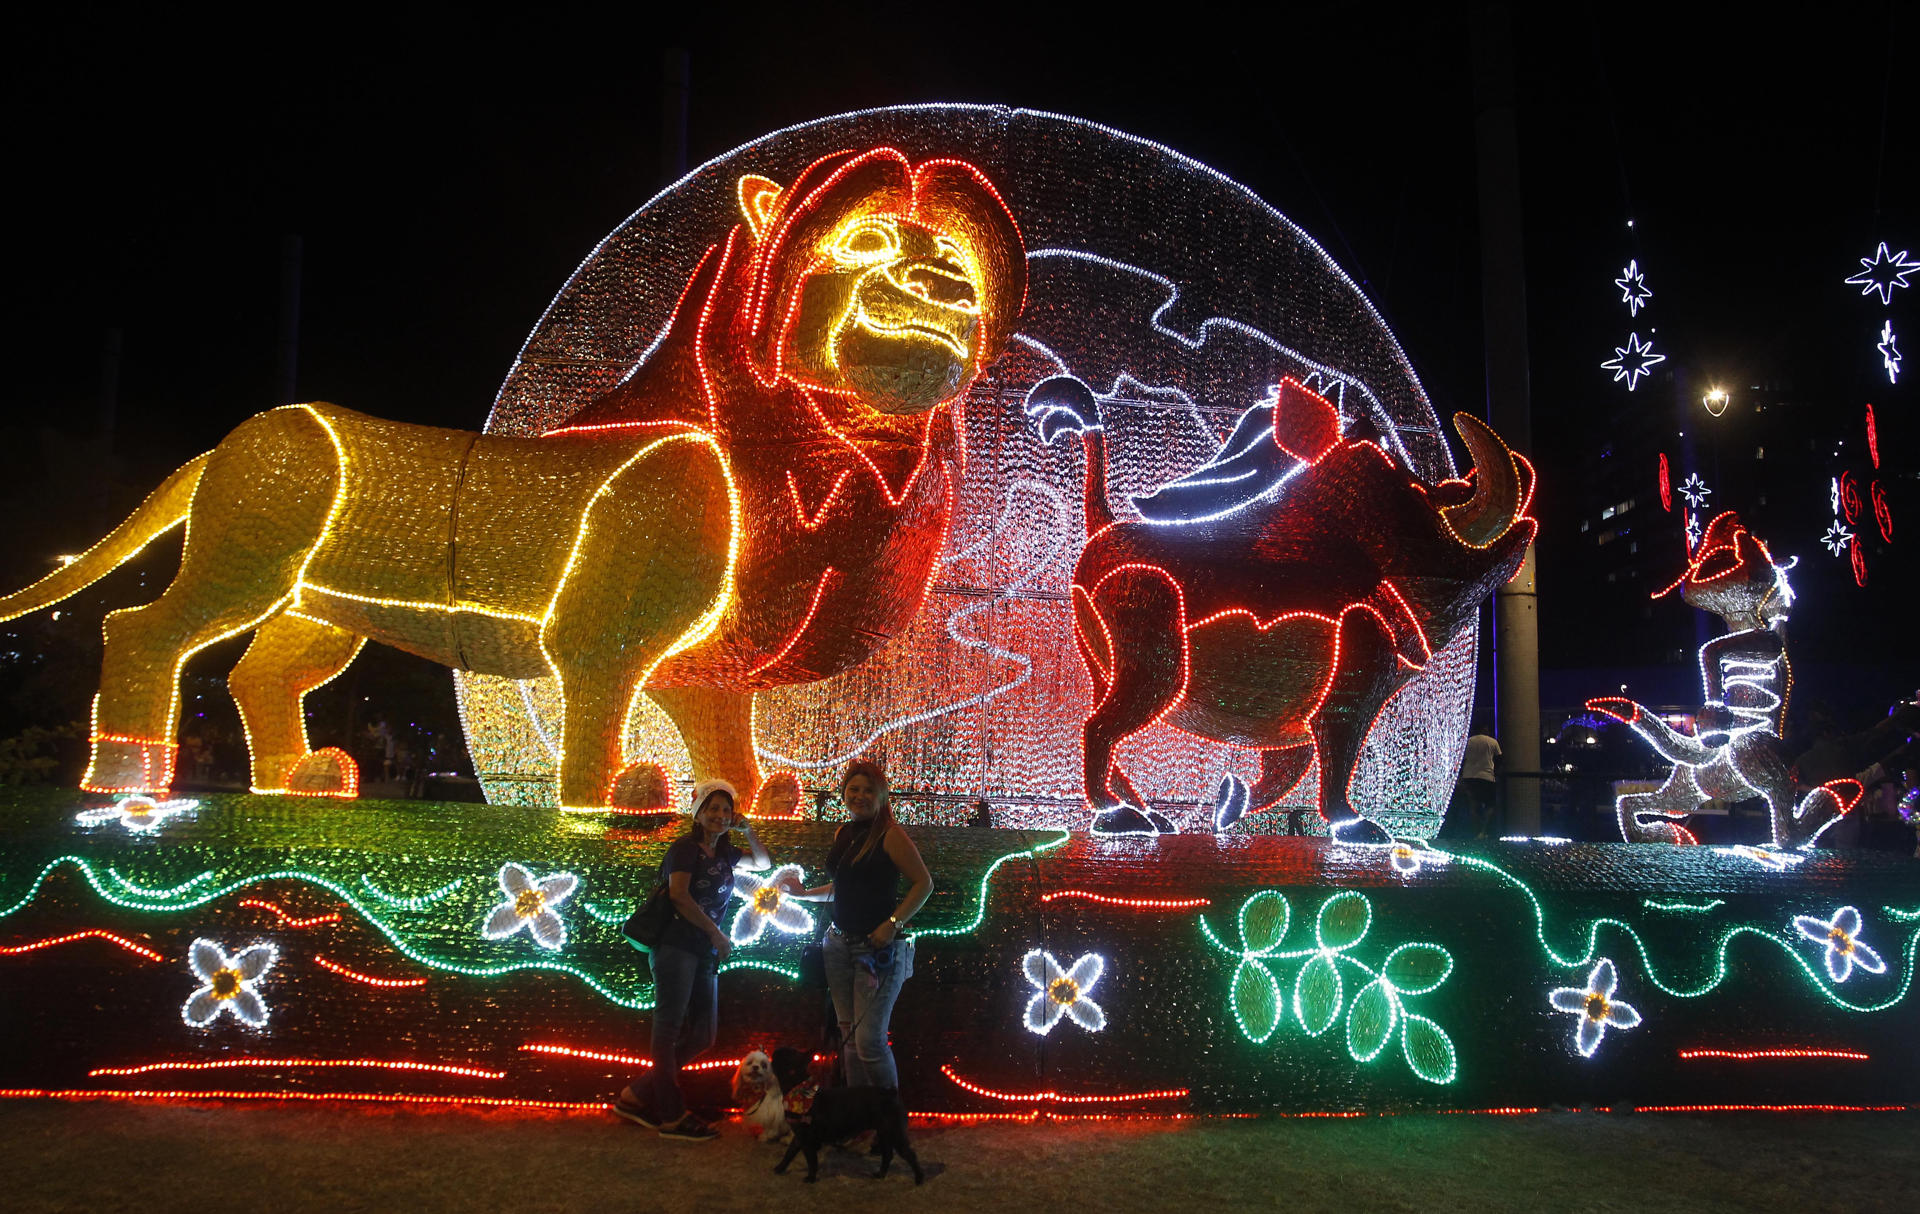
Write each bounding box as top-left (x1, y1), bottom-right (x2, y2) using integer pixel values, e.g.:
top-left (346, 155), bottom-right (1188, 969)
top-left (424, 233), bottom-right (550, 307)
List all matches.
top-left (736, 174), bottom-right (783, 243)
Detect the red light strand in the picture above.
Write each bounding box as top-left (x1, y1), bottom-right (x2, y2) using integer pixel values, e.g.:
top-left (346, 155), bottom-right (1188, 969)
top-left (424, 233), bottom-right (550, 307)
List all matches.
top-left (941, 1064), bottom-right (1187, 1105)
top-left (238, 898), bottom-right (342, 928)
top-left (1677, 1048), bottom-right (1869, 1061)
top-left (518, 1043), bottom-right (742, 1072)
top-left (89, 1058), bottom-right (505, 1079)
top-left (0, 929), bottom-right (164, 962)
top-left (312, 954), bottom-right (428, 989)
top-left (1039, 890), bottom-right (1210, 910)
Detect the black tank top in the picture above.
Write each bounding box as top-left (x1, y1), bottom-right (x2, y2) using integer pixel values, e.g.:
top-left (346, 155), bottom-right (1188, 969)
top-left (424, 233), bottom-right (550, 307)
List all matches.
top-left (826, 819), bottom-right (901, 937)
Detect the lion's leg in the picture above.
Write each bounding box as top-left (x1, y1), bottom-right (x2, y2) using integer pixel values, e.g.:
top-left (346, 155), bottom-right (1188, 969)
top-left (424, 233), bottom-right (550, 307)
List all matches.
top-left (1248, 744), bottom-right (1315, 813)
top-left (229, 611), bottom-right (366, 794)
top-left (542, 436), bottom-right (735, 810)
top-left (643, 685), bottom-right (798, 816)
top-left (1079, 567), bottom-right (1187, 816)
top-left (85, 408), bottom-right (340, 795)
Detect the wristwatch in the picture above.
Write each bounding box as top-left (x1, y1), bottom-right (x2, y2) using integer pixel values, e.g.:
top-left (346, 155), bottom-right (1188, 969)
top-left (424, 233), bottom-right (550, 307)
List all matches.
top-left (887, 915), bottom-right (901, 928)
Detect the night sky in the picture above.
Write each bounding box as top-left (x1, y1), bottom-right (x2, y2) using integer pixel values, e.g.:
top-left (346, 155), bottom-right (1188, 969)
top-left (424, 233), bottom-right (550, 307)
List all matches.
top-left (4, 3), bottom-right (1914, 733)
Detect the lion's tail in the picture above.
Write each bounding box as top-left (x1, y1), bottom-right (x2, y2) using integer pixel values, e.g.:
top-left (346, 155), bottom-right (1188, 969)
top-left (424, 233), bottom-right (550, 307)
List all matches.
top-left (0, 452), bottom-right (209, 623)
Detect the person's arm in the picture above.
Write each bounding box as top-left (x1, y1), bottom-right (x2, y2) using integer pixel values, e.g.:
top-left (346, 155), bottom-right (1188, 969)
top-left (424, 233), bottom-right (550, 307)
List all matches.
top-left (868, 827), bottom-right (933, 946)
top-left (737, 817), bottom-right (772, 872)
top-left (781, 878), bottom-right (834, 902)
top-left (667, 869), bottom-right (730, 961)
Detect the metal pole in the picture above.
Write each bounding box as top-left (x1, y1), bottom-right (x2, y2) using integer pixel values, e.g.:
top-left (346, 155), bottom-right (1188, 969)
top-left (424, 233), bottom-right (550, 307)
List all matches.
top-left (660, 47), bottom-right (690, 186)
top-left (1471, 1), bottom-right (1541, 832)
top-left (276, 235), bottom-right (302, 405)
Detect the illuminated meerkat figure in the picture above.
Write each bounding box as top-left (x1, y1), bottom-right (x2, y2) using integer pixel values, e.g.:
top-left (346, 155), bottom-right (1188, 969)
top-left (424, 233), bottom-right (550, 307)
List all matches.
top-left (1589, 512), bottom-right (1858, 849)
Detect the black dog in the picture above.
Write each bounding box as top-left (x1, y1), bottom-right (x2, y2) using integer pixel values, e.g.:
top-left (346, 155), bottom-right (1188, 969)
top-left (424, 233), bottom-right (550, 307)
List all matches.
top-left (773, 1085), bottom-right (923, 1184)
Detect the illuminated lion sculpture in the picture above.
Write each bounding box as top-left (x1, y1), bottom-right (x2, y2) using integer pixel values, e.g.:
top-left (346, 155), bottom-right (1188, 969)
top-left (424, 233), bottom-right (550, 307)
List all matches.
top-left (0, 148), bottom-right (1025, 812)
top-left (1028, 376), bottom-right (1534, 838)
top-left (1588, 511), bottom-right (1858, 849)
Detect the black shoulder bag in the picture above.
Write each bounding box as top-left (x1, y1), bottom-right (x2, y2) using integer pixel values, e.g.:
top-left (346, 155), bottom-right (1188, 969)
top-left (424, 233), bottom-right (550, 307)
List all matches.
top-left (620, 880), bottom-right (675, 953)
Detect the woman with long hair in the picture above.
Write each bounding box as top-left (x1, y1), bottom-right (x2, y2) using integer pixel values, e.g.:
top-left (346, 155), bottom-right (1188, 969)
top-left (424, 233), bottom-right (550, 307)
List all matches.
top-left (615, 779), bottom-right (771, 1140)
top-left (784, 760), bottom-right (933, 1091)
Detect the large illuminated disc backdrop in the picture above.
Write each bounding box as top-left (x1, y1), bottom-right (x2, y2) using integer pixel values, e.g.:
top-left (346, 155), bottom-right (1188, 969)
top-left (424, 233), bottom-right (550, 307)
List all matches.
top-left (459, 105), bottom-right (1473, 835)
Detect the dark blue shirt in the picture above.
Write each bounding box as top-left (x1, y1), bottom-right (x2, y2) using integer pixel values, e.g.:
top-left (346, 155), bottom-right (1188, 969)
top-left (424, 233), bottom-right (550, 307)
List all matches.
top-left (658, 833), bottom-right (742, 955)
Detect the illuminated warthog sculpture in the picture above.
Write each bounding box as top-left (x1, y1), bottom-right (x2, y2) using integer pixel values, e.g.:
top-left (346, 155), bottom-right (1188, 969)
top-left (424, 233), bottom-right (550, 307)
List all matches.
top-left (1028, 376), bottom-right (1535, 837)
top-left (1588, 511), bottom-right (1857, 849)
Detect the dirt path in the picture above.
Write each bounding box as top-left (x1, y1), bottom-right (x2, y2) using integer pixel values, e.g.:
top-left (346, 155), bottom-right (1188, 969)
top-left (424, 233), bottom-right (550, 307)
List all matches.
top-left (5, 1101), bottom-right (1914, 1213)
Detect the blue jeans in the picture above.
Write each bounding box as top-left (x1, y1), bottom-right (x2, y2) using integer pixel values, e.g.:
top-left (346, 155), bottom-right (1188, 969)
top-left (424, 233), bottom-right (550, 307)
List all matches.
top-left (822, 927), bottom-right (914, 1090)
top-left (638, 943), bottom-right (716, 1121)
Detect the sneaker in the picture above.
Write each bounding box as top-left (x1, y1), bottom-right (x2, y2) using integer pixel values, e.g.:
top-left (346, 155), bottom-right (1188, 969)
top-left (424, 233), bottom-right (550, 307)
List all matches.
top-left (612, 1094), bottom-right (659, 1129)
top-left (659, 1114), bottom-right (719, 1141)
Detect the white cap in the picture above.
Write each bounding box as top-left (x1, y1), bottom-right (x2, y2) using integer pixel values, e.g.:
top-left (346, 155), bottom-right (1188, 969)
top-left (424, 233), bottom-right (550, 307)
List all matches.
top-left (690, 779), bottom-right (739, 816)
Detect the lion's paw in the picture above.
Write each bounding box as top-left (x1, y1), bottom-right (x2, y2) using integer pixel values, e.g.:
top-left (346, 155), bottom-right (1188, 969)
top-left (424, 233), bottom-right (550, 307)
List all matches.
top-left (609, 762), bottom-right (672, 810)
top-left (755, 770), bottom-right (802, 819)
top-left (284, 747), bottom-right (359, 798)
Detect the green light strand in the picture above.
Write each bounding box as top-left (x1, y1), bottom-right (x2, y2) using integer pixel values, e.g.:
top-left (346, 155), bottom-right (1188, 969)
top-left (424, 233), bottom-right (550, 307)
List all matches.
top-left (4, 855), bottom-right (662, 1010)
top-left (359, 874), bottom-right (464, 909)
top-left (105, 867), bottom-right (216, 899)
top-left (1887, 906), bottom-right (1920, 922)
top-left (913, 830), bottom-right (1071, 940)
top-left (1642, 898), bottom-right (1725, 914)
top-left (1446, 852), bottom-right (1918, 1012)
top-left (580, 900), bottom-right (632, 925)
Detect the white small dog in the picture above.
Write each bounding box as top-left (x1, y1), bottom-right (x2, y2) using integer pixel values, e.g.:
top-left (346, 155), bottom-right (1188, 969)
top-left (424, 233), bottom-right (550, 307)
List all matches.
top-left (733, 1049), bottom-right (789, 1143)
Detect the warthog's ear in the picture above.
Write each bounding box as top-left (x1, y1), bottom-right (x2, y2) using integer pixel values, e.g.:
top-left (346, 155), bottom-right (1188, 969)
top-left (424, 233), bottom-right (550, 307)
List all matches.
top-left (736, 173), bottom-right (783, 243)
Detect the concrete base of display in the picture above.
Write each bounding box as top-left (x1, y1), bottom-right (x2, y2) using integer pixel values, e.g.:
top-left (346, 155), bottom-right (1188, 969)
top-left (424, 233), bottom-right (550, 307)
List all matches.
top-left (2, 789), bottom-right (1913, 1114)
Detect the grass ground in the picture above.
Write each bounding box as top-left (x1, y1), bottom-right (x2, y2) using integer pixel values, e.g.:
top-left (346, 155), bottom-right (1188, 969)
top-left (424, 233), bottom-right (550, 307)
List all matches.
top-left (4, 1101), bottom-right (1913, 1214)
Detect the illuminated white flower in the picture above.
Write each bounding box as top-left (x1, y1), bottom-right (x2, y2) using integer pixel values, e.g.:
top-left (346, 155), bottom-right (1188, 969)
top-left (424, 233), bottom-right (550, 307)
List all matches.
top-left (76, 794), bottom-right (198, 834)
top-left (1022, 949), bottom-right (1106, 1035)
top-left (480, 863), bottom-right (578, 951)
top-left (182, 938), bottom-right (277, 1028)
top-left (729, 864), bottom-right (813, 945)
top-left (1792, 906), bottom-right (1886, 984)
top-left (1548, 958), bottom-right (1643, 1057)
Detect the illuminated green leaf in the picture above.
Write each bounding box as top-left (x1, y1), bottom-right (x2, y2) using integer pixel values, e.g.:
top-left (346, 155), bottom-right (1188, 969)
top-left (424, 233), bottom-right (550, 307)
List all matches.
top-left (1231, 958), bottom-right (1283, 1043)
top-left (1315, 890), bottom-right (1371, 952)
top-left (1346, 977), bottom-right (1397, 1061)
top-left (1402, 1013), bottom-right (1457, 1084)
top-left (1238, 890), bottom-right (1290, 956)
top-left (1294, 952), bottom-right (1342, 1036)
top-left (1383, 942), bottom-right (1453, 995)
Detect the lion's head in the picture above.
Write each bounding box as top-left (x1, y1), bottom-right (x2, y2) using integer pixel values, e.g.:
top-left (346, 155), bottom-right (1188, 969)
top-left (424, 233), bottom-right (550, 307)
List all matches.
top-left (738, 148), bottom-right (1025, 415)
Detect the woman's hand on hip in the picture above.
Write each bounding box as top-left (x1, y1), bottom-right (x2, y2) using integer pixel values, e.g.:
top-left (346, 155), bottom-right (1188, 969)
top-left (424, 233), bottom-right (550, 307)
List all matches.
top-left (867, 919), bottom-right (896, 948)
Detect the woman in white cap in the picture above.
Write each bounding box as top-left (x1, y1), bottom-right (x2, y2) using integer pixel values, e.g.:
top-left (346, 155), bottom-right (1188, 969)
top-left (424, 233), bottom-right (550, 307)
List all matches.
top-left (615, 779), bottom-right (771, 1140)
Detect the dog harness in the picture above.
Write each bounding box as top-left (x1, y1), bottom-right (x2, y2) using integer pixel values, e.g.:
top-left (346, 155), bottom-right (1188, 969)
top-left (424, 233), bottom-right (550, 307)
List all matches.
top-left (783, 1079), bottom-right (819, 1123)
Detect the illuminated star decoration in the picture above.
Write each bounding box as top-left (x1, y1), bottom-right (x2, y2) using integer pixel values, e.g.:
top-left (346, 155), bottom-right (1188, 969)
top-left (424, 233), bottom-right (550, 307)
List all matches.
top-left (1601, 332), bottom-right (1667, 390)
top-left (1830, 476), bottom-right (1841, 516)
top-left (1879, 320), bottom-right (1901, 384)
top-left (1615, 259), bottom-right (1652, 315)
top-left (1821, 522), bottom-right (1854, 556)
top-left (1676, 473), bottom-right (1711, 510)
top-left (1843, 242), bottom-right (1919, 306)
top-left (1684, 512), bottom-right (1702, 550)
